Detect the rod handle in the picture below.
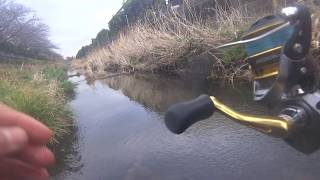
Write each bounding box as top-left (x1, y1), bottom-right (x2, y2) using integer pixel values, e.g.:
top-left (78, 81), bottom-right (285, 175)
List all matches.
top-left (165, 95), bottom-right (215, 134)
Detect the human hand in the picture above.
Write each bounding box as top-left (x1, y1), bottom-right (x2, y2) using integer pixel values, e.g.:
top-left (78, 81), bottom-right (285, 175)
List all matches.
top-left (0, 103), bottom-right (55, 180)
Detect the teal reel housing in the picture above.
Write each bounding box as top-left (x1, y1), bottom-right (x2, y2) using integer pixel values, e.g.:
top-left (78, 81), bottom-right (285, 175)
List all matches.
top-left (242, 15), bottom-right (296, 102)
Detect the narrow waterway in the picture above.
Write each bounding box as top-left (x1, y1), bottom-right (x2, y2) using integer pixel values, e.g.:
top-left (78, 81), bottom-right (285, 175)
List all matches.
top-left (51, 74), bottom-right (320, 180)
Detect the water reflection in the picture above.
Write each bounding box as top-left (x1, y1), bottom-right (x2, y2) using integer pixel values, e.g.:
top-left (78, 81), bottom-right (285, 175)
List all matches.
top-left (101, 74), bottom-right (259, 113)
top-left (51, 74), bottom-right (320, 180)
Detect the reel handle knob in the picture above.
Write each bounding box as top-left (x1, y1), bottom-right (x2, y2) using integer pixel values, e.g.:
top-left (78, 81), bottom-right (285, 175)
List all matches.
top-left (165, 95), bottom-right (215, 134)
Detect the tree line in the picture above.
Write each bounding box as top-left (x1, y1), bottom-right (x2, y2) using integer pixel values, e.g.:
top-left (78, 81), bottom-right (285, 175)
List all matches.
top-left (76, 29), bottom-right (111, 59)
top-left (0, 0), bottom-right (61, 60)
top-left (76, 0), bottom-right (166, 59)
top-left (75, 0), bottom-right (258, 59)
top-left (75, 0), bottom-right (298, 59)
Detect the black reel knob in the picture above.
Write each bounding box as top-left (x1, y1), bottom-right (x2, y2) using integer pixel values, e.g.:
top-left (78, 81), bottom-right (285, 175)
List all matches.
top-left (165, 95), bottom-right (215, 134)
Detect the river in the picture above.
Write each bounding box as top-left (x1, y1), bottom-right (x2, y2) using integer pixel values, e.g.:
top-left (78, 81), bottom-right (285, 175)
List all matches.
top-left (51, 74), bottom-right (320, 180)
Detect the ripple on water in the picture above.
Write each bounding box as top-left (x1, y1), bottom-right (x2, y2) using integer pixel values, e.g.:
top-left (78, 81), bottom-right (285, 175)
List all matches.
top-left (51, 74), bottom-right (320, 180)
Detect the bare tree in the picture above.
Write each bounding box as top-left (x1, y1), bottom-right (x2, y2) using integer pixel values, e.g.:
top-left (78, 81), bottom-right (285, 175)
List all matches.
top-left (0, 0), bottom-right (60, 60)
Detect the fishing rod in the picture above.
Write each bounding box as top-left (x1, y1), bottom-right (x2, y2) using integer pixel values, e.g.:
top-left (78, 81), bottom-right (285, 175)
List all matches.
top-left (165, 5), bottom-right (320, 154)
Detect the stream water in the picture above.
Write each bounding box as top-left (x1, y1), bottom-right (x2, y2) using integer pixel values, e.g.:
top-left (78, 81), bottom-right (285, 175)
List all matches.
top-left (51, 74), bottom-right (320, 180)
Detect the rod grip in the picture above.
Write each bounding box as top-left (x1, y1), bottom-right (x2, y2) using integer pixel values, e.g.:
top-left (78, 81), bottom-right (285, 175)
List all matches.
top-left (165, 95), bottom-right (215, 134)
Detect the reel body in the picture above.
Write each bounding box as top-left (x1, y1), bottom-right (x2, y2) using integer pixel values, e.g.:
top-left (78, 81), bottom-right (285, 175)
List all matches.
top-left (165, 5), bottom-right (320, 153)
top-left (243, 14), bottom-right (295, 101)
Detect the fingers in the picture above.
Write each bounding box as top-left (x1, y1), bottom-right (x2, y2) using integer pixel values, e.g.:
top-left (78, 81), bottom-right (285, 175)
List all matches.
top-left (0, 104), bottom-right (54, 180)
top-left (15, 146), bottom-right (55, 167)
top-left (0, 127), bottom-right (28, 156)
top-left (0, 104), bottom-right (52, 144)
top-left (0, 158), bottom-right (49, 180)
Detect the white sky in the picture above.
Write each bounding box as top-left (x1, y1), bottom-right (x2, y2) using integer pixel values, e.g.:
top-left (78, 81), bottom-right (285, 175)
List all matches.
top-left (16, 0), bottom-right (123, 57)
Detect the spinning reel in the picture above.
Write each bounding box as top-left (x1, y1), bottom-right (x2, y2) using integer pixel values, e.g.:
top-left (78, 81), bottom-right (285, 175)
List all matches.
top-left (165, 5), bottom-right (320, 154)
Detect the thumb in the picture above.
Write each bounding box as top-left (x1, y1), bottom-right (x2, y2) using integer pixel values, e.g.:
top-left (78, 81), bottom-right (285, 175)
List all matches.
top-left (0, 127), bottom-right (28, 156)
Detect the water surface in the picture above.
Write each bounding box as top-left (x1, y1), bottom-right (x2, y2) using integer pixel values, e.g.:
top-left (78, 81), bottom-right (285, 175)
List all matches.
top-left (51, 74), bottom-right (320, 180)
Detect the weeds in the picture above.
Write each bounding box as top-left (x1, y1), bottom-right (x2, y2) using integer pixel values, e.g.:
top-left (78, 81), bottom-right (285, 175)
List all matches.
top-left (75, 0), bottom-right (320, 84)
top-left (42, 66), bottom-right (76, 95)
top-left (221, 45), bottom-right (247, 64)
top-left (0, 63), bottom-right (74, 143)
top-left (42, 66), bottom-right (68, 81)
top-left (74, 1), bottom-right (263, 81)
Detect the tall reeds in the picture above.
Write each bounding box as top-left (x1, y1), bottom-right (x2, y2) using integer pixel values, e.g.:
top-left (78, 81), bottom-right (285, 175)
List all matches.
top-left (76, 1), bottom-right (320, 83)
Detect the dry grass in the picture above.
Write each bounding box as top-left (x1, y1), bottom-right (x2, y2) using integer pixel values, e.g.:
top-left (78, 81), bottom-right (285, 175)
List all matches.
top-left (76, 0), bottom-right (320, 83)
top-left (76, 1), bottom-right (264, 80)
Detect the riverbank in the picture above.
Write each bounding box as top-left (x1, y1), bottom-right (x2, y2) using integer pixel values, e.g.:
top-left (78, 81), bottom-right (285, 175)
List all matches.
top-left (73, 4), bottom-right (255, 83)
top-left (73, 1), bottom-right (320, 84)
top-left (0, 60), bottom-right (74, 144)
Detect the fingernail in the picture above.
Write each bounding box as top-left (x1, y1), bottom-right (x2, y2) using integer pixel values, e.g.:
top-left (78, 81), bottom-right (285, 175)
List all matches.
top-left (3, 127), bottom-right (28, 152)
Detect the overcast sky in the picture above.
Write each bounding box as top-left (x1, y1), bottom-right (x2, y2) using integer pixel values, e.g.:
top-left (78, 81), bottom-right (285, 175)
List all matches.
top-left (16, 0), bottom-right (123, 57)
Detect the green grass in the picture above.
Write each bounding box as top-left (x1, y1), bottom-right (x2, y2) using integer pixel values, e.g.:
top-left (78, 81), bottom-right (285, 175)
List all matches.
top-left (42, 66), bottom-right (76, 95)
top-left (221, 45), bottom-right (247, 64)
top-left (0, 64), bottom-right (74, 143)
top-left (60, 80), bottom-right (76, 96)
top-left (42, 66), bottom-right (68, 81)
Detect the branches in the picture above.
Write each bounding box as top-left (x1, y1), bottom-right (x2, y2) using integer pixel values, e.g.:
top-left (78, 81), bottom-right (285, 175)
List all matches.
top-left (0, 0), bottom-right (59, 60)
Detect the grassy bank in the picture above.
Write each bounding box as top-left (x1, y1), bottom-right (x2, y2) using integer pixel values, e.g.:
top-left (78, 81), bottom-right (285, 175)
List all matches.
top-left (0, 62), bottom-right (74, 143)
top-left (73, 2), bottom-right (268, 81)
top-left (73, 1), bottom-right (320, 84)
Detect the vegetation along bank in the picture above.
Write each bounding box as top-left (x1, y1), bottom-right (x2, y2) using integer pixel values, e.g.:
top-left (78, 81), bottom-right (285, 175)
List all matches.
top-left (0, 60), bottom-right (75, 144)
top-left (73, 0), bottom-right (320, 84)
top-left (0, 0), bottom-right (74, 147)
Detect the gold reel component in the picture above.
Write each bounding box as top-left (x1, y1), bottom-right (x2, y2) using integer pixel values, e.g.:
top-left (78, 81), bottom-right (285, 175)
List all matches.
top-left (210, 97), bottom-right (292, 138)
